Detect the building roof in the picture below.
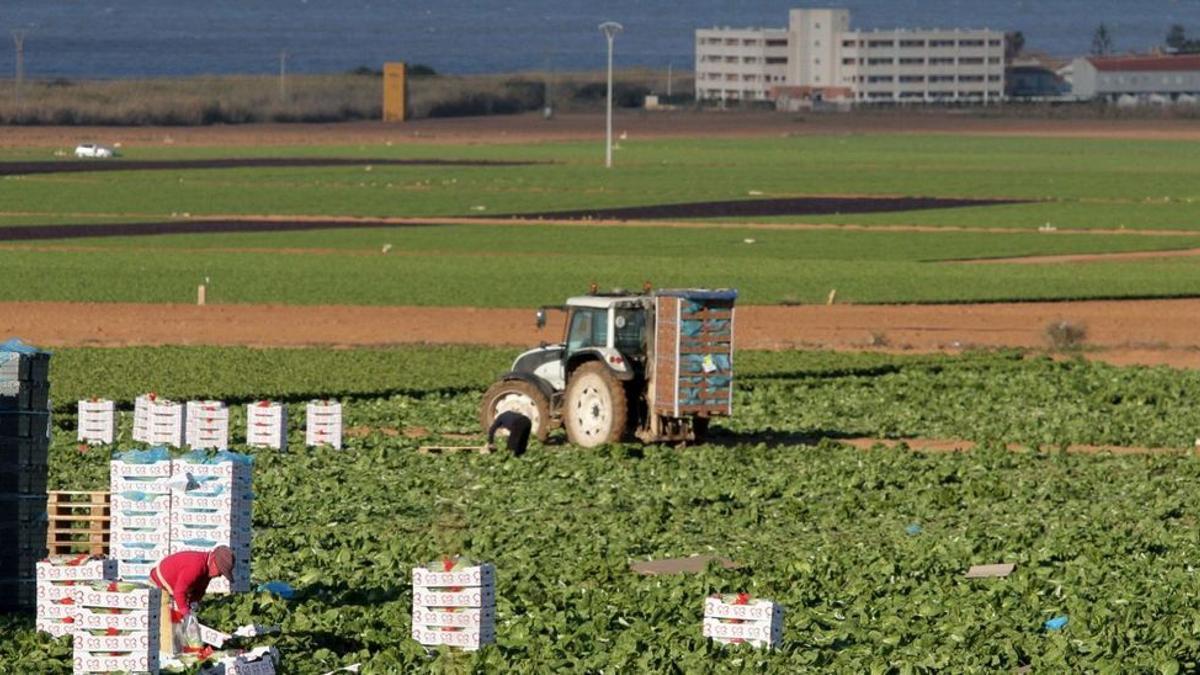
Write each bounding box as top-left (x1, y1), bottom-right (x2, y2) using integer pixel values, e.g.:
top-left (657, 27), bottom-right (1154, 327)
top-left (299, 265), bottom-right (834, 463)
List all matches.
top-left (1087, 54), bottom-right (1200, 72)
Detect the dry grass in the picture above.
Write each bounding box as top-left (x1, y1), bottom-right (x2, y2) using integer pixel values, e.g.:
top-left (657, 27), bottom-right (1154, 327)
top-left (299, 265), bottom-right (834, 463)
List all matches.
top-left (0, 68), bottom-right (693, 126)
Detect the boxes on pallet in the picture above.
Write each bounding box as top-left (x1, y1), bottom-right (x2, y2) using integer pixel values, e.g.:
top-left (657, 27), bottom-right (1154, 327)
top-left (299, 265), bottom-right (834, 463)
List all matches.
top-left (305, 400), bottom-right (343, 449)
top-left (246, 401), bottom-right (286, 450)
top-left (111, 451), bottom-right (174, 586)
top-left (411, 559), bottom-right (496, 651)
top-left (35, 556), bottom-right (118, 636)
top-left (186, 401), bottom-right (230, 450)
top-left (701, 595), bottom-right (784, 648)
top-left (77, 400), bottom-right (117, 446)
top-left (71, 580), bottom-right (160, 675)
top-left (169, 452), bottom-right (254, 594)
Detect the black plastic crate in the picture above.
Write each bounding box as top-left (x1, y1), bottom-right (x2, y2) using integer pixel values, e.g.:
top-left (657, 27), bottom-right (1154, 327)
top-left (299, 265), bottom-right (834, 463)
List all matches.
top-left (0, 577), bottom-right (37, 612)
top-left (0, 412), bottom-right (50, 440)
top-left (0, 381), bottom-right (51, 412)
top-left (0, 350), bottom-right (50, 384)
top-left (0, 438), bottom-right (49, 468)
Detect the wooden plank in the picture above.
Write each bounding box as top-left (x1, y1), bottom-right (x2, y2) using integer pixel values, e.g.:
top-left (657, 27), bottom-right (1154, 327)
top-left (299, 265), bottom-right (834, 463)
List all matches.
top-left (964, 563), bottom-right (1016, 579)
top-left (418, 445), bottom-right (491, 455)
top-left (630, 555), bottom-right (741, 575)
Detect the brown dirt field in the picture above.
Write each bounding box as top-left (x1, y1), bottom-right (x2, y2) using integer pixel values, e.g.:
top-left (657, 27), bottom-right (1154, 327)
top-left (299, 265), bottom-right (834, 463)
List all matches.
top-left (3, 111), bottom-right (1200, 149)
top-left (5, 298), bottom-right (1200, 369)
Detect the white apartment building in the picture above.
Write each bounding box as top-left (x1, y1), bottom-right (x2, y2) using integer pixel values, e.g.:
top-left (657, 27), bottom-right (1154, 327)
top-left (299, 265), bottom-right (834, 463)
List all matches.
top-left (696, 9), bottom-right (1006, 105)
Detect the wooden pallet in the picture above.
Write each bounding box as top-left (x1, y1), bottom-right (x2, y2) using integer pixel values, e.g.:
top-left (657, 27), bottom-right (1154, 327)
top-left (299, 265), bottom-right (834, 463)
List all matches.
top-left (46, 490), bottom-right (110, 556)
top-left (418, 445), bottom-right (491, 455)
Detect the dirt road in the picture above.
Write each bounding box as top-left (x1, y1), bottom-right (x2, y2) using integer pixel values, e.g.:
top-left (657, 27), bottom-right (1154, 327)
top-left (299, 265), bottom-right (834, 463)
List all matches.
top-left (4, 298), bottom-right (1199, 368)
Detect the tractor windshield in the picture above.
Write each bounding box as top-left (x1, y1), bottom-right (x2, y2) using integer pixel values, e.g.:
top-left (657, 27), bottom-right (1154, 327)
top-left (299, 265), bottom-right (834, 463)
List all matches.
top-left (566, 307), bottom-right (608, 353)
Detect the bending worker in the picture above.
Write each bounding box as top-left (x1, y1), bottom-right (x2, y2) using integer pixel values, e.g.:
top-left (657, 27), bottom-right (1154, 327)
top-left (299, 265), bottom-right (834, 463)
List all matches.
top-left (487, 410), bottom-right (532, 456)
top-left (150, 545), bottom-right (236, 653)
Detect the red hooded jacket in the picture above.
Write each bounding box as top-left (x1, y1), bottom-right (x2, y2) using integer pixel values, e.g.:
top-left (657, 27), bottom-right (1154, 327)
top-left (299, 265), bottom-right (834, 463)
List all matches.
top-left (150, 550), bottom-right (213, 618)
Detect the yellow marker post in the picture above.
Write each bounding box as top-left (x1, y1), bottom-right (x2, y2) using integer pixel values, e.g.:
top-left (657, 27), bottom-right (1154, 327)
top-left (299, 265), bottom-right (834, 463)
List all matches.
top-left (383, 62), bottom-right (408, 122)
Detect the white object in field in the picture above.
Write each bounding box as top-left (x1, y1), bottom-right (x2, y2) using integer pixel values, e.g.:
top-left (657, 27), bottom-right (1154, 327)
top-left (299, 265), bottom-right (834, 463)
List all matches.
top-left (73, 143), bottom-right (115, 158)
top-left (185, 400), bottom-right (229, 449)
top-left (246, 401), bottom-right (287, 450)
top-left (132, 394), bottom-right (185, 447)
top-left (198, 284), bottom-right (207, 306)
top-left (411, 562), bottom-right (496, 651)
top-left (35, 558), bottom-right (119, 637)
top-left (169, 455), bottom-right (254, 594)
top-left (77, 399), bottom-right (117, 445)
top-left (702, 596), bottom-right (784, 649)
top-left (305, 400), bottom-right (343, 449)
top-left (70, 584), bottom-right (161, 675)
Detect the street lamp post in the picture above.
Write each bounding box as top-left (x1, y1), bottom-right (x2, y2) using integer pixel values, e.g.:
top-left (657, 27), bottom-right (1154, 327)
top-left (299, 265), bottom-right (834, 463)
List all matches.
top-left (599, 21), bottom-right (623, 169)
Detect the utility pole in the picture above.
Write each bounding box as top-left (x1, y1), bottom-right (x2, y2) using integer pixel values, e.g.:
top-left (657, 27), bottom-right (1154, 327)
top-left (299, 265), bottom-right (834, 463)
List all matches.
top-left (278, 49), bottom-right (288, 102)
top-left (599, 21), bottom-right (623, 169)
top-left (12, 31), bottom-right (25, 105)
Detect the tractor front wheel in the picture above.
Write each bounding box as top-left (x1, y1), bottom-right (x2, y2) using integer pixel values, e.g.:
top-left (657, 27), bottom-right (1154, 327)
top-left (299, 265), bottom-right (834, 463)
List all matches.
top-left (563, 362), bottom-right (628, 448)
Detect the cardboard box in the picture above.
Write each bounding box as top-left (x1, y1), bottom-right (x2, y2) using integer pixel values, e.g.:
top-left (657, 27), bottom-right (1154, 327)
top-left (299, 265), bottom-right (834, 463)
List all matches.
top-left (305, 401), bottom-right (343, 449)
top-left (112, 511), bottom-right (172, 530)
top-left (110, 493), bottom-right (172, 513)
top-left (110, 458), bottom-right (173, 478)
top-left (36, 558), bottom-right (118, 582)
top-left (77, 400), bottom-right (117, 445)
top-left (246, 402), bottom-right (287, 450)
top-left (72, 652), bottom-right (159, 675)
top-left (72, 630), bottom-right (156, 652)
top-left (73, 584), bottom-right (158, 611)
top-left (110, 528), bottom-right (171, 546)
top-left (412, 585), bottom-right (495, 609)
top-left (412, 563), bottom-right (495, 588)
top-left (172, 492), bottom-right (250, 512)
top-left (702, 596), bottom-right (784, 649)
top-left (412, 606), bottom-right (495, 629)
top-left (75, 604), bottom-right (159, 631)
top-left (411, 625), bottom-right (495, 651)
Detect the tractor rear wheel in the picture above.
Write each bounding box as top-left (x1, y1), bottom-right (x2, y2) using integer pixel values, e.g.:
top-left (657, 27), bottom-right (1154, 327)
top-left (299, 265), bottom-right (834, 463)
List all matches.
top-left (479, 379), bottom-right (550, 442)
top-left (563, 362), bottom-right (628, 448)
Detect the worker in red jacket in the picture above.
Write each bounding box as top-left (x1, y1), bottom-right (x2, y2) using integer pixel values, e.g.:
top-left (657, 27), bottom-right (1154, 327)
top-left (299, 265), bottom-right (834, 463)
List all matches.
top-left (149, 546), bottom-right (235, 654)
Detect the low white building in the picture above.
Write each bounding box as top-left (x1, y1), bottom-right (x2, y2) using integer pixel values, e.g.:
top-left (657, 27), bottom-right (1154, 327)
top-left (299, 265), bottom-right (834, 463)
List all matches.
top-left (1069, 54), bottom-right (1200, 102)
top-left (695, 8), bottom-right (1005, 106)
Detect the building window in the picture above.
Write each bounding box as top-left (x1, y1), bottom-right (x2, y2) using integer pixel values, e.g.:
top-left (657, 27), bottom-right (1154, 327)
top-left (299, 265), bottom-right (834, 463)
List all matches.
top-left (988, 39), bottom-right (1002, 47)
top-left (988, 75), bottom-right (1001, 82)
top-left (868, 57), bottom-right (894, 65)
top-left (959, 39), bottom-right (984, 47)
top-left (765, 39), bottom-right (787, 47)
top-left (929, 39), bottom-right (955, 48)
top-left (766, 57), bottom-right (787, 64)
top-left (867, 75), bottom-right (895, 83)
top-left (959, 57), bottom-right (984, 65)
top-left (929, 57), bottom-right (954, 65)
top-left (899, 75), bottom-right (925, 82)
top-left (814, 40), bottom-right (821, 47)
top-left (899, 57), bottom-right (925, 65)
top-left (899, 39), bottom-right (925, 48)
top-left (988, 57), bottom-right (1001, 64)
top-left (959, 75), bottom-right (984, 82)
top-left (868, 40), bottom-right (896, 48)
top-left (842, 57), bottom-right (857, 65)
top-left (929, 75), bottom-right (955, 83)
top-left (842, 39), bottom-right (857, 48)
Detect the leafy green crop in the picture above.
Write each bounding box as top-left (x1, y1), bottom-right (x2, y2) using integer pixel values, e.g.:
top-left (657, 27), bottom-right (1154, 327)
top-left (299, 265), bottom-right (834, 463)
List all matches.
top-left (6, 346), bottom-right (1200, 673)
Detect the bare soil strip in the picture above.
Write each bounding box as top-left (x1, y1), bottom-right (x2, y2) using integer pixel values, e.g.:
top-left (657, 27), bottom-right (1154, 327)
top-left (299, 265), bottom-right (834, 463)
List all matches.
top-left (955, 248), bottom-right (1200, 265)
top-left (497, 196), bottom-right (1023, 221)
top-left (4, 112), bottom-right (1200, 148)
top-left (837, 437), bottom-right (1196, 455)
top-left (6, 214), bottom-right (1198, 240)
top-left (5, 299), bottom-right (1200, 368)
top-left (0, 157), bottom-right (538, 177)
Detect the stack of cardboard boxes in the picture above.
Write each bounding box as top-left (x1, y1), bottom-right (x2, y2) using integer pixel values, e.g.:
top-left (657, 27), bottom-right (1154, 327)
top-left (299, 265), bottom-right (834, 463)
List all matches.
top-left (71, 580), bottom-right (161, 674)
top-left (109, 453), bottom-right (174, 584)
top-left (411, 561), bottom-right (496, 651)
top-left (185, 401), bottom-right (230, 450)
top-left (246, 402), bottom-right (286, 451)
top-left (171, 454), bottom-right (253, 593)
top-left (304, 400), bottom-right (342, 450)
top-left (35, 556), bottom-right (119, 637)
top-left (77, 399), bottom-right (117, 446)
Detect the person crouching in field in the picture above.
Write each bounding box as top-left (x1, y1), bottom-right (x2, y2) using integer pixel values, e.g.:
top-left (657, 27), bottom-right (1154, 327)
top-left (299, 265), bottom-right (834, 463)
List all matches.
top-left (487, 411), bottom-right (532, 456)
top-left (149, 545), bottom-right (236, 654)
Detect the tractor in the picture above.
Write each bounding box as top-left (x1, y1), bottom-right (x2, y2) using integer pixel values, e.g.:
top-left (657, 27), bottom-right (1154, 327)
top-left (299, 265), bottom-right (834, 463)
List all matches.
top-left (479, 287), bottom-right (737, 447)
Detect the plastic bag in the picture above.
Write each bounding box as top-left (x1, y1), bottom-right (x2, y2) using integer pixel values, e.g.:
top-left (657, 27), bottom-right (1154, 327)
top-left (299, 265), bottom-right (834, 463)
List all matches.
top-left (174, 613), bottom-right (205, 654)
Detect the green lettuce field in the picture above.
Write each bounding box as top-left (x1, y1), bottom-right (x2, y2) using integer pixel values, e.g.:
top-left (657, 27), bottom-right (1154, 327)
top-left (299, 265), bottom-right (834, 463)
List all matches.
top-left (3, 347), bottom-right (1199, 673)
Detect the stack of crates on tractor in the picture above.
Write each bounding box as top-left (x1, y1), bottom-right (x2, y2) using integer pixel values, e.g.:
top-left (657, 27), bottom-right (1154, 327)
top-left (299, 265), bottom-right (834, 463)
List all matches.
top-left (77, 399), bottom-right (117, 446)
top-left (133, 394), bottom-right (185, 448)
top-left (305, 400), bottom-right (342, 449)
top-left (186, 401), bottom-right (229, 450)
top-left (246, 401), bottom-right (286, 451)
top-left (0, 338), bottom-right (52, 613)
top-left (171, 452), bottom-right (253, 593)
top-left (109, 450), bottom-right (174, 584)
top-left (652, 290), bottom-right (737, 419)
top-left (35, 555), bottom-right (118, 637)
top-left (702, 593), bottom-right (784, 649)
top-left (71, 580), bottom-right (161, 675)
top-left (411, 558), bottom-right (496, 651)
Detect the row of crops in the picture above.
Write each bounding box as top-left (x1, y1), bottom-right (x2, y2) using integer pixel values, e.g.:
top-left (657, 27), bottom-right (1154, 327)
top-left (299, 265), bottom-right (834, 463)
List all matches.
top-left (4, 346), bottom-right (1199, 672)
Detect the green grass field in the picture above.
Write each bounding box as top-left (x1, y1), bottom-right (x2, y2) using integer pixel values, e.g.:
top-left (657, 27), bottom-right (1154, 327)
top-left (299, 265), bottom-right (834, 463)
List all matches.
top-left (1, 133), bottom-right (1198, 306)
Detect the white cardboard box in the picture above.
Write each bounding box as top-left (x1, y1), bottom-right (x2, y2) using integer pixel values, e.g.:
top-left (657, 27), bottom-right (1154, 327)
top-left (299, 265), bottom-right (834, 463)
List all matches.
top-left (77, 399), bottom-right (117, 445)
top-left (246, 401), bottom-right (287, 450)
top-left (411, 562), bottom-right (496, 650)
top-left (411, 626), bottom-right (496, 651)
top-left (36, 558), bottom-right (118, 582)
top-left (305, 400), bottom-right (343, 449)
top-left (702, 596), bottom-right (784, 649)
